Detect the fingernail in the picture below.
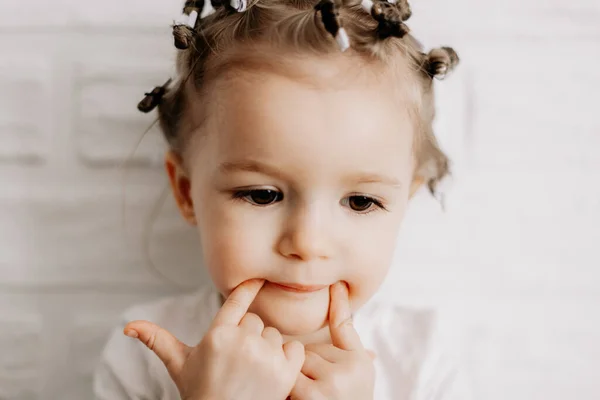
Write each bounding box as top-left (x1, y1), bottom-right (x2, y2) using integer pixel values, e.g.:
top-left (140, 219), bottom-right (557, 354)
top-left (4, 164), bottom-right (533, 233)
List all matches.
top-left (124, 329), bottom-right (139, 339)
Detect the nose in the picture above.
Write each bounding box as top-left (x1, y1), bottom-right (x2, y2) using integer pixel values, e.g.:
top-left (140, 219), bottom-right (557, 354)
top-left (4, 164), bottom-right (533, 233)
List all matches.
top-left (276, 203), bottom-right (333, 261)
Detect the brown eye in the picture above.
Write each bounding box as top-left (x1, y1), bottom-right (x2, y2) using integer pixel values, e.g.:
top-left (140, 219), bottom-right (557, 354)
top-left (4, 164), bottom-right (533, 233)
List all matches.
top-left (240, 189), bottom-right (283, 206)
top-left (348, 196), bottom-right (375, 212)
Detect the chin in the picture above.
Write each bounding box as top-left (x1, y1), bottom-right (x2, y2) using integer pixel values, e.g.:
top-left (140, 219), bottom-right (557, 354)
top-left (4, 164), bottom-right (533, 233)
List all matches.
top-left (248, 287), bottom-right (330, 336)
top-left (261, 312), bottom-right (328, 336)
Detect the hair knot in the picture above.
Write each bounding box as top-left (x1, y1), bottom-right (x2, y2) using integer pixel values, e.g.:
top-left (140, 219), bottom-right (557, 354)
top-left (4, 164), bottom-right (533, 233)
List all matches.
top-left (137, 79), bottom-right (172, 114)
top-left (315, 0), bottom-right (350, 51)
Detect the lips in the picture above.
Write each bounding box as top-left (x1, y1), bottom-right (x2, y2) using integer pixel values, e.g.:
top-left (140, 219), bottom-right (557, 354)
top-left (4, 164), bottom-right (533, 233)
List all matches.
top-left (269, 282), bottom-right (328, 293)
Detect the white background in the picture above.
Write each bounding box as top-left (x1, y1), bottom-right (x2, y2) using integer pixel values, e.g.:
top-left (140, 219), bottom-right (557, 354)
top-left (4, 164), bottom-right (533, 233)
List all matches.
top-left (0, 0), bottom-right (599, 399)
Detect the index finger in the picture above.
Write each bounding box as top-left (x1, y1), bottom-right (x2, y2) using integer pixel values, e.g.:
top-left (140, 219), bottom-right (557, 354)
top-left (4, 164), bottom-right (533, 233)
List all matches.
top-left (329, 281), bottom-right (364, 351)
top-left (211, 279), bottom-right (265, 327)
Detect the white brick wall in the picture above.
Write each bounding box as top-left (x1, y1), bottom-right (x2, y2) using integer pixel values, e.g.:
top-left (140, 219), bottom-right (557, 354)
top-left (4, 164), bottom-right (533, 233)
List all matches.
top-left (1, 1), bottom-right (599, 399)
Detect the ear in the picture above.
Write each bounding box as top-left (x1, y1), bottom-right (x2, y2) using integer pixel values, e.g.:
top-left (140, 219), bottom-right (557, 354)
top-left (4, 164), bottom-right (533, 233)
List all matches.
top-left (165, 151), bottom-right (197, 225)
top-left (409, 176), bottom-right (424, 198)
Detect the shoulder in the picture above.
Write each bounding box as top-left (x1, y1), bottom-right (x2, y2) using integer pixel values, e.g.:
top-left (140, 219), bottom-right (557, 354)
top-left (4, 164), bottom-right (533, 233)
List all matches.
top-left (354, 301), bottom-right (436, 374)
top-left (93, 285), bottom-right (221, 400)
top-left (354, 300), bottom-right (436, 361)
top-left (354, 301), bottom-right (472, 400)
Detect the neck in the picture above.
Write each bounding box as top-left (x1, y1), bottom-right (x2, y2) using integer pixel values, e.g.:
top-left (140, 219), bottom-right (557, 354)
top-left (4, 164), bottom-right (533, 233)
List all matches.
top-left (282, 324), bottom-right (332, 345)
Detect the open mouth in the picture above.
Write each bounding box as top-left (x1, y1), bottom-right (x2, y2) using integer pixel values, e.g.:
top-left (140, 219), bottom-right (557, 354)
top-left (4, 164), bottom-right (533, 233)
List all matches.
top-left (268, 282), bottom-right (328, 293)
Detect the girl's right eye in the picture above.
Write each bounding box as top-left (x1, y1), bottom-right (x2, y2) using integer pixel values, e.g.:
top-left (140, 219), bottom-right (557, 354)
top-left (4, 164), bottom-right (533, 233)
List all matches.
top-left (232, 189), bottom-right (284, 206)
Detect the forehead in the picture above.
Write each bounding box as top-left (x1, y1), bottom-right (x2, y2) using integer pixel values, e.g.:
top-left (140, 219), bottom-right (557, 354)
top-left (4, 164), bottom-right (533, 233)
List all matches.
top-left (196, 54), bottom-right (416, 177)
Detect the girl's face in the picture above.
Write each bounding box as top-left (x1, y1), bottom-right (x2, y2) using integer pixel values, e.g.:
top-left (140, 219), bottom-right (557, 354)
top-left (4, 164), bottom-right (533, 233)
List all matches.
top-left (170, 54), bottom-right (417, 342)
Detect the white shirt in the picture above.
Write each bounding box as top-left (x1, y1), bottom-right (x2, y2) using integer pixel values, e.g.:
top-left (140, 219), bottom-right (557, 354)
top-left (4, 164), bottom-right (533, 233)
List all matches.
top-left (94, 285), bottom-right (471, 400)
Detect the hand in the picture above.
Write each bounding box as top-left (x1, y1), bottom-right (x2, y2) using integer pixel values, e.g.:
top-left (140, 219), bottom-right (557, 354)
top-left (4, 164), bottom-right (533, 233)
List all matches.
top-left (123, 279), bottom-right (305, 400)
top-left (289, 282), bottom-right (376, 400)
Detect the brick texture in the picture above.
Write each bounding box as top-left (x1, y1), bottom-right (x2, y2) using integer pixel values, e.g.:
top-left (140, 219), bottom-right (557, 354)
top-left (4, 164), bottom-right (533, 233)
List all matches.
top-left (0, 0), bottom-right (599, 399)
top-left (0, 316), bottom-right (42, 399)
top-left (0, 59), bottom-right (51, 164)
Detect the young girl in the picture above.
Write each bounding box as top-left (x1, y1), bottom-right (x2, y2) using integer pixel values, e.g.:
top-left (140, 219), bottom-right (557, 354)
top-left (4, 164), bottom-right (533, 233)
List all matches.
top-left (94, 0), bottom-right (469, 398)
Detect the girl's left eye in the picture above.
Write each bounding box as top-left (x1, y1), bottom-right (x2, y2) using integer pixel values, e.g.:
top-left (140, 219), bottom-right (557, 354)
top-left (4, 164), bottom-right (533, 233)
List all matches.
top-left (233, 189), bottom-right (283, 206)
top-left (343, 195), bottom-right (385, 213)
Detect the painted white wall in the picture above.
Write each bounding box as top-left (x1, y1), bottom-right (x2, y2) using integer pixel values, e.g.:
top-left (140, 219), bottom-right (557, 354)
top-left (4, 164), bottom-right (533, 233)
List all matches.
top-left (0, 0), bottom-right (598, 399)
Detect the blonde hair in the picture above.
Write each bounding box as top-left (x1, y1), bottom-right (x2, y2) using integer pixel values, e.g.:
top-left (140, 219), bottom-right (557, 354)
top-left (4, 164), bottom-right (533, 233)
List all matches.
top-left (139, 0), bottom-right (459, 195)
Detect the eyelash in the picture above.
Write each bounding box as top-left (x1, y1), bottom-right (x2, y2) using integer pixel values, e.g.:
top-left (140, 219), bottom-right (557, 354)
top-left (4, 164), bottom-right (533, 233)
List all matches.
top-left (230, 189), bottom-right (387, 214)
top-left (344, 195), bottom-right (388, 215)
top-left (231, 189), bottom-right (284, 206)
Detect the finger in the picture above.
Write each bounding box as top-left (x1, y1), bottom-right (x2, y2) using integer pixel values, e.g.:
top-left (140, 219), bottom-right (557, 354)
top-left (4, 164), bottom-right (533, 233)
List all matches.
top-left (301, 350), bottom-right (331, 379)
top-left (304, 343), bottom-right (345, 363)
top-left (262, 326), bottom-right (283, 347)
top-left (329, 281), bottom-right (364, 351)
top-left (239, 312), bottom-right (265, 334)
top-left (283, 340), bottom-right (306, 373)
top-left (304, 343), bottom-right (375, 364)
top-left (124, 320), bottom-right (191, 380)
top-left (289, 373), bottom-right (324, 400)
top-left (211, 279), bottom-right (265, 328)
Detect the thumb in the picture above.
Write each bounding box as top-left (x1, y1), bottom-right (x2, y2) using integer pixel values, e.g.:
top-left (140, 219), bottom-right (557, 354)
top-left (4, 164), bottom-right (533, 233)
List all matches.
top-left (124, 320), bottom-right (191, 380)
top-left (289, 373), bottom-right (314, 400)
top-left (282, 340), bottom-right (305, 373)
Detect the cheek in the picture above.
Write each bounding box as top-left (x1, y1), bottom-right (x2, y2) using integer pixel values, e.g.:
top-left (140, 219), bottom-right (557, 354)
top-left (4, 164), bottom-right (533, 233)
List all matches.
top-left (195, 199), bottom-right (275, 295)
top-left (346, 205), bottom-right (407, 310)
top-left (346, 234), bottom-right (396, 310)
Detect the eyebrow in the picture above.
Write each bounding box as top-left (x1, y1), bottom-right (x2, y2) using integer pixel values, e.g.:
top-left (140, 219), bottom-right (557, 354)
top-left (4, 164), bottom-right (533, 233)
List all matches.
top-left (351, 173), bottom-right (403, 188)
top-left (218, 160), bottom-right (288, 180)
top-left (219, 160), bottom-right (402, 188)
